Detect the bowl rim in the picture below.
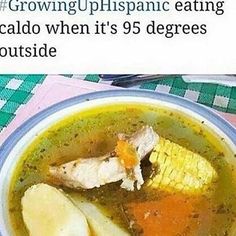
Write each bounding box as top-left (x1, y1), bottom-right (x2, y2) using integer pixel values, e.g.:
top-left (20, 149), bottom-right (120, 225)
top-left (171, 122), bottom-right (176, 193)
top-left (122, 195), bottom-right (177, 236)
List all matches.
top-left (0, 89), bottom-right (236, 235)
top-left (1, 89), bottom-right (236, 170)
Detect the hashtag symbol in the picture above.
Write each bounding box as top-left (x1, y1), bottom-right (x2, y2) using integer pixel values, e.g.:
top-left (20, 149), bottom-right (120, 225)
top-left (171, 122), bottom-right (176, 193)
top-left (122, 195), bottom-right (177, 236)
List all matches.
top-left (0, 0), bottom-right (7, 11)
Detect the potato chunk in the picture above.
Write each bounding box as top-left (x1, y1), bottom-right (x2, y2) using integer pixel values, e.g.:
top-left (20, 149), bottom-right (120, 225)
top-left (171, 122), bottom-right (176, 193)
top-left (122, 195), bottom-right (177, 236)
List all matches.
top-left (21, 184), bottom-right (90, 236)
top-left (149, 138), bottom-right (217, 194)
top-left (70, 195), bottom-right (130, 236)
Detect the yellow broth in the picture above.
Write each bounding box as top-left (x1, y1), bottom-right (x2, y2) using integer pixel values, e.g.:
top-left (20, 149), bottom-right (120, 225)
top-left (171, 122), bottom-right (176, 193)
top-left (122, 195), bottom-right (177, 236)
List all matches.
top-left (8, 103), bottom-right (236, 235)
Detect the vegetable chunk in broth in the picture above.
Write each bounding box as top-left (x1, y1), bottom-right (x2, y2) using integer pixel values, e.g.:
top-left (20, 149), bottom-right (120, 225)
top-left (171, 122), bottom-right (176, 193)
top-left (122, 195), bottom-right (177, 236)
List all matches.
top-left (8, 103), bottom-right (236, 236)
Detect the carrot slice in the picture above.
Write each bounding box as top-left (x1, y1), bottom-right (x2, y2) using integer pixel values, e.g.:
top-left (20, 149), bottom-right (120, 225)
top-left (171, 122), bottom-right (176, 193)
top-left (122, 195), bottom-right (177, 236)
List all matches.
top-left (126, 194), bottom-right (196, 236)
top-left (115, 140), bottom-right (138, 169)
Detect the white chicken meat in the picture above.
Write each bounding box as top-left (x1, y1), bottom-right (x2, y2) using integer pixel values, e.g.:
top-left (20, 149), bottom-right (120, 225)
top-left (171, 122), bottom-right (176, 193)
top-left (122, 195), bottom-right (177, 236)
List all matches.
top-left (49, 126), bottom-right (158, 191)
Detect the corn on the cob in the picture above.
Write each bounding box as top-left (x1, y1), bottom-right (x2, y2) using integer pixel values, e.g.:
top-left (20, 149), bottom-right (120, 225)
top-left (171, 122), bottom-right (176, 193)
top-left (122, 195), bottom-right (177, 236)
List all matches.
top-left (148, 138), bottom-right (217, 194)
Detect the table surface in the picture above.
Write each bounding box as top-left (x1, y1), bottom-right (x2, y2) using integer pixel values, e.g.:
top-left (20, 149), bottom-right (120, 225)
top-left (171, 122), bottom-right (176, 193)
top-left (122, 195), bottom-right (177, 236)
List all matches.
top-left (0, 74), bottom-right (236, 133)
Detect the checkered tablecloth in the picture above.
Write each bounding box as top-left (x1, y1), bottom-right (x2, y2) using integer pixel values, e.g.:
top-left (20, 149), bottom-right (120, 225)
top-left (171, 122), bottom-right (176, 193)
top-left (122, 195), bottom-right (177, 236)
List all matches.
top-left (0, 74), bottom-right (236, 133)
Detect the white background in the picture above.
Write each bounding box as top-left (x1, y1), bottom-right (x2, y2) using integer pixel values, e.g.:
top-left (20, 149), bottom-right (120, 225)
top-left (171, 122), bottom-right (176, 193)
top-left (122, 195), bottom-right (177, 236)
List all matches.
top-left (0, 0), bottom-right (236, 74)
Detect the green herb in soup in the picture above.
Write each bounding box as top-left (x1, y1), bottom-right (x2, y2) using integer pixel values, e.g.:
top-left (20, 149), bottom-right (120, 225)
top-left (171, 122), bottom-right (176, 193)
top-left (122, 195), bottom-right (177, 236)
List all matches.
top-left (8, 103), bottom-right (236, 236)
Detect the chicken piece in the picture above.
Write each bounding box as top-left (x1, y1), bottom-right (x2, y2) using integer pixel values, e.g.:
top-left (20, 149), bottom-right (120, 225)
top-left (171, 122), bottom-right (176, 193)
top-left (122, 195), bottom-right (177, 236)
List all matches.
top-left (118, 126), bottom-right (159, 160)
top-left (116, 126), bottom-right (159, 191)
top-left (50, 156), bottom-right (126, 189)
top-left (148, 138), bottom-right (218, 194)
top-left (49, 126), bottom-right (158, 191)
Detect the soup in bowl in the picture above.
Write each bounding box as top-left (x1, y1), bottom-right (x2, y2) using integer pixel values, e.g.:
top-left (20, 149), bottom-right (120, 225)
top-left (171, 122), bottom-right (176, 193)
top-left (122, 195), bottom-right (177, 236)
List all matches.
top-left (0, 90), bottom-right (236, 236)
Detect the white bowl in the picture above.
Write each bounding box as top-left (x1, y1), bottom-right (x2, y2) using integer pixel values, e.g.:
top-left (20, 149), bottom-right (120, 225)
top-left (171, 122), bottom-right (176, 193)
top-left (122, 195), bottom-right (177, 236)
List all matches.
top-left (0, 90), bottom-right (236, 235)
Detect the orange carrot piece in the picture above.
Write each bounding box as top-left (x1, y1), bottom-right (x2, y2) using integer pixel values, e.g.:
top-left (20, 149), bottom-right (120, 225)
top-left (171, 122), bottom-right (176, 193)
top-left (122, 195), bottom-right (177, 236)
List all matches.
top-left (126, 194), bottom-right (197, 236)
top-left (115, 140), bottom-right (138, 169)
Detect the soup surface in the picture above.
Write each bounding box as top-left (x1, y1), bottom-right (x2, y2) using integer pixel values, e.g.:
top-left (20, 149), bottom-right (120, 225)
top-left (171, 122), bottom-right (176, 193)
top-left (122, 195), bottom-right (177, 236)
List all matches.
top-left (8, 103), bottom-right (236, 235)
